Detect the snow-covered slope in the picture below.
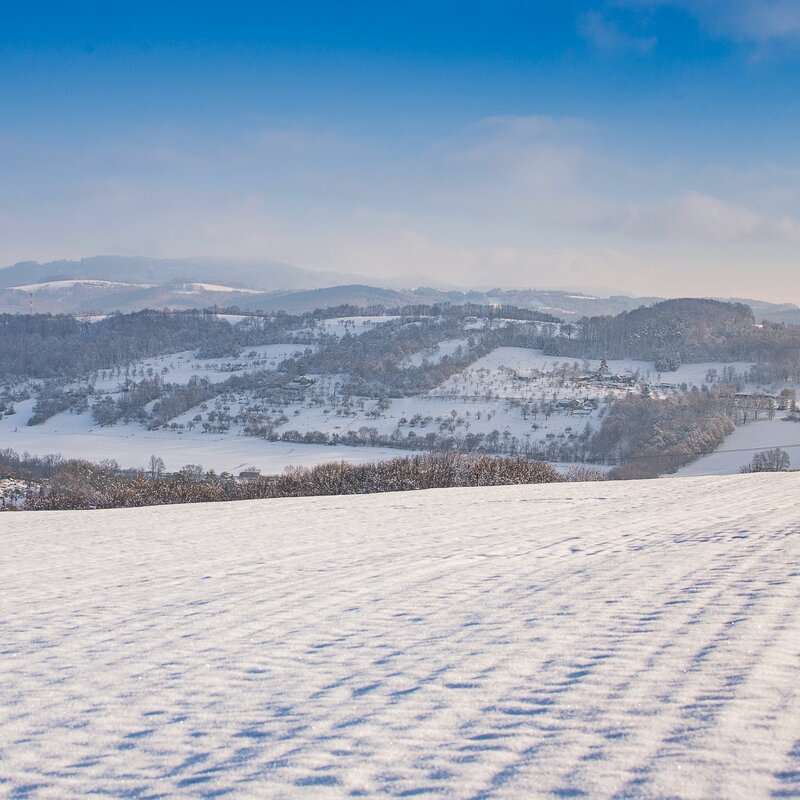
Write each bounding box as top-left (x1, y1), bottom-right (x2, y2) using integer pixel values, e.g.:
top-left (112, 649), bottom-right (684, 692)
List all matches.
top-left (2, 474), bottom-right (799, 798)
top-left (675, 416), bottom-right (800, 476)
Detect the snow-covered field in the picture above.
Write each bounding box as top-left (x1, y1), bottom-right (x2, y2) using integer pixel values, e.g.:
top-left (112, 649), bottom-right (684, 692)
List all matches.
top-left (675, 415), bottom-right (800, 476)
top-left (2, 474), bottom-right (799, 798)
top-left (433, 348), bottom-right (762, 395)
top-left (0, 401), bottom-right (411, 473)
top-left (87, 344), bottom-right (314, 390)
top-left (405, 337), bottom-right (470, 367)
top-left (313, 316), bottom-right (403, 338)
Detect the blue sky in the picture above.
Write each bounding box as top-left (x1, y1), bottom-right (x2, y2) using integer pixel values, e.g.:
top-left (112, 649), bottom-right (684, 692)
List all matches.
top-left (1, 1), bottom-right (799, 300)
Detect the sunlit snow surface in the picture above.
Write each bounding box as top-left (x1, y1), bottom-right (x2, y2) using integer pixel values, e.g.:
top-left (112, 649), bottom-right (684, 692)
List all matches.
top-left (2, 474), bottom-right (799, 798)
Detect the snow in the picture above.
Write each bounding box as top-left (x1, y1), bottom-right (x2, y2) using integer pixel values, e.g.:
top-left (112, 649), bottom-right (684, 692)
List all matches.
top-left (84, 344), bottom-right (313, 390)
top-left (653, 361), bottom-right (760, 389)
top-left (0, 477), bottom-right (38, 505)
top-left (185, 282), bottom-right (263, 294)
top-left (675, 415), bottom-right (800, 476)
top-left (301, 316), bottom-right (403, 339)
top-left (74, 314), bottom-right (111, 323)
top-left (10, 279), bottom-right (145, 292)
top-left (1, 473), bottom-right (799, 798)
top-left (446, 349), bottom-right (760, 389)
top-left (6, 338), bottom-right (795, 477)
top-left (215, 313), bottom-right (257, 324)
top-left (405, 338), bottom-right (470, 367)
top-left (0, 401), bottom-right (413, 473)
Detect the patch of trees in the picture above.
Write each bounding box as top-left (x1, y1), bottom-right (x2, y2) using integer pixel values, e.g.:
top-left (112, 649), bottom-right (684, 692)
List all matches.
top-left (147, 371), bottom-right (292, 428)
top-left (286, 318), bottom-right (543, 398)
top-left (213, 301), bottom-right (560, 324)
top-left (547, 299), bottom-right (800, 378)
top-left (90, 369), bottom-right (290, 430)
top-left (7, 299), bottom-right (800, 389)
top-left (274, 424), bottom-right (592, 463)
top-left (740, 448), bottom-right (792, 473)
top-left (1, 302), bottom-right (551, 384)
top-left (589, 390), bottom-right (735, 478)
top-left (28, 382), bottom-right (91, 425)
top-left (284, 317), bottom-right (461, 379)
top-left (26, 452), bottom-right (583, 510)
top-left (0, 386), bottom-right (28, 420)
top-left (91, 376), bottom-right (166, 425)
top-left (387, 301), bottom-right (559, 323)
top-left (0, 447), bottom-right (103, 480)
top-left (0, 311), bottom-right (235, 379)
top-left (196, 333), bottom-right (241, 359)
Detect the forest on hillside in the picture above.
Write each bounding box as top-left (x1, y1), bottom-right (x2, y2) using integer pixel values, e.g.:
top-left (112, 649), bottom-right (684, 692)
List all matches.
top-left (2, 297), bottom-right (798, 482)
top-left (550, 299), bottom-right (800, 380)
top-left (4, 298), bottom-right (800, 381)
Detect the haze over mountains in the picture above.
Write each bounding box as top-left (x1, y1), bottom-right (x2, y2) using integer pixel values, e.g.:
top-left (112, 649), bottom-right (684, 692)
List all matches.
top-left (2, 255), bottom-right (799, 324)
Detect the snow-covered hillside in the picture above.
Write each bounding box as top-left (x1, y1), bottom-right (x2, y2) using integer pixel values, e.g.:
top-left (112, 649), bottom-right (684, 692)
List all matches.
top-left (8, 335), bottom-right (778, 475)
top-left (0, 395), bottom-right (415, 475)
top-left (2, 474), bottom-right (799, 798)
top-left (676, 416), bottom-right (800, 476)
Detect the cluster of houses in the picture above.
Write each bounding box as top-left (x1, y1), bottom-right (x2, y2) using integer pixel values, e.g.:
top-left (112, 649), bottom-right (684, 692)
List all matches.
top-left (578, 359), bottom-right (638, 391)
top-left (716, 391), bottom-right (787, 423)
top-left (556, 397), bottom-right (600, 416)
top-left (578, 372), bottom-right (637, 389)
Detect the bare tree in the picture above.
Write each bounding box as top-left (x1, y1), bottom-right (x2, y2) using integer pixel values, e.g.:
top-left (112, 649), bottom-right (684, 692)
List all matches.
top-left (741, 448), bottom-right (791, 473)
top-left (148, 455), bottom-right (165, 479)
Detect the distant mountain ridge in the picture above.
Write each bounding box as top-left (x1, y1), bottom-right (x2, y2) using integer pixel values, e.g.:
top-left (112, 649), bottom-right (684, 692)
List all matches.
top-left (0, 256), bottom-right (371, 292)
top-left (1, 255), bottom-right (798, 323)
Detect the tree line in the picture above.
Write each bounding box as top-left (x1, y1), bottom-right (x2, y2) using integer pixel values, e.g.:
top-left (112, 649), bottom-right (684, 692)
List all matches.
top-left (19, 452), bottom-right (600, 511)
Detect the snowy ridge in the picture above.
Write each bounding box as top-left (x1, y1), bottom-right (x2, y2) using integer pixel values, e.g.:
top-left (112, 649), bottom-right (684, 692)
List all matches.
top-left (9, 278), bottom-right (148, 292)
top-left (2, 474), bottom-right (800, 798)
top-left (180, 283), bottom-right (264, 294)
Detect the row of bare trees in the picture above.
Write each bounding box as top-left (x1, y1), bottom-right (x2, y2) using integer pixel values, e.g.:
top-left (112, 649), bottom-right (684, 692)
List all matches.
top-left (24, 452), bottom-right (605, 511)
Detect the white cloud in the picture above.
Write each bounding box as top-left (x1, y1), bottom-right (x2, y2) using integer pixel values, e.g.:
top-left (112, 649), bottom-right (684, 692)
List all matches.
top-left (1, 116), bottom-right (799, 302)
top-left (624, 191), bottom-right (800, 242)
top-left (578, 10), bottom-right (657, 53)
top-left (696, 0), bottom-right (800, 43)
top-left (425, 115), bottom-right (617, 227)
top-left (621, 0), bottom-right (800, 45)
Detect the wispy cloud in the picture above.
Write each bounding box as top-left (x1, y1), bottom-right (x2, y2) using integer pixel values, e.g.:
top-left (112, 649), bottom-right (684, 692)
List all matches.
top-left (2, 113), bottom-right (800, 301)
top-left (620, 0), bottom-right (800, 46)
top-left (624, 191), bottom-right (800, 242)
top-left (578, 10), bottom-right (657, 53)
top-left (429, 114), bottom-right (615, 227)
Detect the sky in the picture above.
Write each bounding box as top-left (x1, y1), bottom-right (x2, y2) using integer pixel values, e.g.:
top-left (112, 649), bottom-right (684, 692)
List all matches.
top-left (1, 1), bottom-right (799, 301)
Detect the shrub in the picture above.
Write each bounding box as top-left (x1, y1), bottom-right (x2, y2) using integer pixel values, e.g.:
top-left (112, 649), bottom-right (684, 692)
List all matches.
top-left (25, 452), bottom-right (597, 511)
top-left (740, 448), bottom-right (791, 473)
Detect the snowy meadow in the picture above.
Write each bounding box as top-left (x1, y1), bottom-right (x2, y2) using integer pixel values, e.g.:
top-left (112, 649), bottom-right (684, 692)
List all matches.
top-left (1, 474), bottom-right (799, 798)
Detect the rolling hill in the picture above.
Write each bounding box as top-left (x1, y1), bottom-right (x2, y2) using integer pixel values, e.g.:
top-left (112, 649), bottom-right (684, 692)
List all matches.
top-left (2, 255), bottom-right (800, 323)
